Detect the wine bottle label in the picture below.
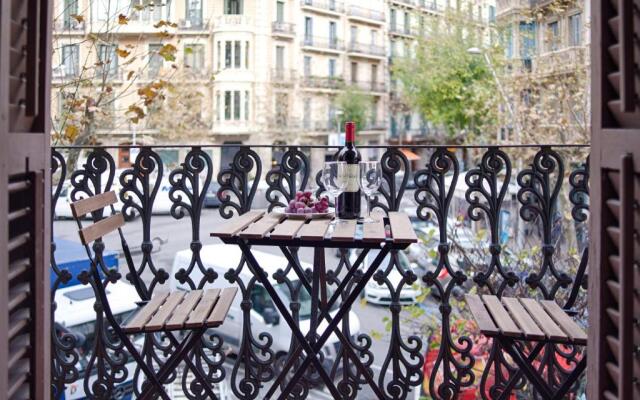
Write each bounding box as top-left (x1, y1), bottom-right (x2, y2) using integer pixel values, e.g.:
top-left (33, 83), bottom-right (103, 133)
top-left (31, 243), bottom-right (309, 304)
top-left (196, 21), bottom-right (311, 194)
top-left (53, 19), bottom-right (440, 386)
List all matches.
top-left (344, 164), bottom-right (359, 192)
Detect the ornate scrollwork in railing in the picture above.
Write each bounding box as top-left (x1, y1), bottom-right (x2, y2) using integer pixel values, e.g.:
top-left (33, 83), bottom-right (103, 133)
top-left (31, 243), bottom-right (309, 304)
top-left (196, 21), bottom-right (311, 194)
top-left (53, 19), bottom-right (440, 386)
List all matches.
top-left (415, 148), bottom-right (475, 399)
top-left (49, 144), bottom-right (590, 400)
top-left (50, 149), bottom-right (80, 400)
top-left (218, 146), bottom-right (262, 217)
top-left (68, 148), bottom-right (129, 399)
top-left (265, 146), bottom-right (309, 211)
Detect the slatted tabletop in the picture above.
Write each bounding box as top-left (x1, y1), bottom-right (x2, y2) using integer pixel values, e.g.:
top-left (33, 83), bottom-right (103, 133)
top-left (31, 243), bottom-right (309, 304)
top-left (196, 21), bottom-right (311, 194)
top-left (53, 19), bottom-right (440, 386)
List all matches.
top-left (465, 294), bottom-right (588, 345)
top-left (210, 211), bottom-right (418, 248)
top-left (123, 287), bottom-right (238, 333)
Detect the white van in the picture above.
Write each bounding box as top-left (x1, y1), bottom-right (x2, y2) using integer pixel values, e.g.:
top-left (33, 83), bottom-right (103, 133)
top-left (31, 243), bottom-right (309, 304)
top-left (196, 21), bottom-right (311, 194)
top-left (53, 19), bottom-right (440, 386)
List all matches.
top-left (170, 244), bottom-right (361, 366)
top-left (54, 281), bottom-right (140, 399)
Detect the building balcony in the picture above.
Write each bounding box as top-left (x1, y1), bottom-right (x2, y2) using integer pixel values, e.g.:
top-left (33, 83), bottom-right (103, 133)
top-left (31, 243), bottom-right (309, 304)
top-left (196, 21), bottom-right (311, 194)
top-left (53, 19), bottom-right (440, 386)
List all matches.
top-left (347, 42), bottom-right (386, 59)
top-left (50, 143), bottom-right (590, 400)
top-left (53, 19), bottom-right (85, 33)
top-left (177, 19), bottom-right (210, 32)
top-left (301, 37), bottom-right (345, 53)
top-left (212, 15), bottom-right (253, 33)
top-left (270, 68), bottom-right (297, 85)
top-left (389, 24), bottom-right (415, 37)
top-left (272, 21), bottom-right (296, 38)
top-left (351, 80), bottom-right (387, 93)
top-left (418, 0), bottom-right (443, 12)
top-left (300, 75), bottom-right (344, 90)
top-left (300, 0), bottom-right (345, 15)
top-left (390, 0), bottom-right (417, 8)
top-left (346, 6), bottom-right (385, 24)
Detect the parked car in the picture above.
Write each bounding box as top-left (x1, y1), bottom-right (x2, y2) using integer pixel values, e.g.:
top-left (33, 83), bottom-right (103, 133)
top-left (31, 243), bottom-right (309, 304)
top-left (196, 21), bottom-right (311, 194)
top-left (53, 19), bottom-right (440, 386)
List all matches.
top-left (170, 244), bottom-right (361, 370)
top-left (350, 249), bottom-right (423, 305)
top-left (204, 182), bottom-right (222, 208)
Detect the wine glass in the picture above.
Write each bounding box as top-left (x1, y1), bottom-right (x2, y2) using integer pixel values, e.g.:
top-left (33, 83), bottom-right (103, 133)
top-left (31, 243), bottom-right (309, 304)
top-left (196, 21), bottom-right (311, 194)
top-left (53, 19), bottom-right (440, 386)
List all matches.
top-left (359, 161), bottom-right (382, 223)
top-left (321, 161), bottom-right (347, 223)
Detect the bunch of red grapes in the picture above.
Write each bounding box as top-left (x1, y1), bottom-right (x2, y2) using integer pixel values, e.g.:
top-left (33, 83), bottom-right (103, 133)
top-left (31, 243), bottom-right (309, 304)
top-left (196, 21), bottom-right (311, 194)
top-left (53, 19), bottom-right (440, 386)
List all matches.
top-left (286, 191), bottom-right (330, 214)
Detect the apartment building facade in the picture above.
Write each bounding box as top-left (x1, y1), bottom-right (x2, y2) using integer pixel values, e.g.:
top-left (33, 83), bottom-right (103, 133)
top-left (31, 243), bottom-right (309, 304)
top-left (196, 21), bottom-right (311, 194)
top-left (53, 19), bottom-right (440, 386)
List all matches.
top-left (52, 0), bottom-right (495, 171)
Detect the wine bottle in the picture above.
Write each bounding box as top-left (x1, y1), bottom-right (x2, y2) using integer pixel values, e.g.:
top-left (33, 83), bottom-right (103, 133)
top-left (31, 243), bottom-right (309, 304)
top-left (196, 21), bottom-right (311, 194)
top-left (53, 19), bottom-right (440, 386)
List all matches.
top-left (337, 121), bottom-right (361, 219)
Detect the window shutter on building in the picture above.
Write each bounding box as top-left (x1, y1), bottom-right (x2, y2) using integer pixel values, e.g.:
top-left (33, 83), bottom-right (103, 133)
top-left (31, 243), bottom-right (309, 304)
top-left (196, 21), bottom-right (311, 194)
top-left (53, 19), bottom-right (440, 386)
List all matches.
top-left (589, 0), bottom-right (640, 398)
top-left (0, 0), bottom-right (52, 399)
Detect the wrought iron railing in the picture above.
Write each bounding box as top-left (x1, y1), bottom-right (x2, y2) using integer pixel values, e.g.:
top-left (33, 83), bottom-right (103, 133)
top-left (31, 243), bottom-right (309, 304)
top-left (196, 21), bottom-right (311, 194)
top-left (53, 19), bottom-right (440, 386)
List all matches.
top-left (50, 143), bottom-right (590, 399)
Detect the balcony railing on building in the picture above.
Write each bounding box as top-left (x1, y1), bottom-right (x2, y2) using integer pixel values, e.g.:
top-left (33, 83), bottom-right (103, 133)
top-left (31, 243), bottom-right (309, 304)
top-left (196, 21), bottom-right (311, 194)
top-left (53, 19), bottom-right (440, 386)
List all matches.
top-left (301, 75), bottom-right (344, 89)
top-left (302, 36), bottom-right (345, 51)
top-left (347, 42), bottom-right (386, 57)
top-left (391, 0), bottom-right (417, 7)
top-left (347, 6), bottom-right (385, 22)
top-left (50, 143), bottom-right (590, 400)
top-left (389, 24), bottom-right (415, 36)
top-left (54, 18), bottom-right (85, 32)
top-left (351, 80), bottom-right (387, 93)
top-left (272, 21), bottom-right (296, 36)
top-left (300, 0), bottom-right (345, 13)
top-left (270, 68), bottom-right (296, 85)
top-left (178, 19), bottom-right (210, 31)
top-left (418, 0), bottom-right (442, 12)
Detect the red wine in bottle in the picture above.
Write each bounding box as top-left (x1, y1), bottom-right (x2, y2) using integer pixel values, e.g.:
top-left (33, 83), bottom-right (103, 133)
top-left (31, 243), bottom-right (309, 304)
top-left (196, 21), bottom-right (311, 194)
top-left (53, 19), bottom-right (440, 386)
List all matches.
top-left (337, 121), bottom-right (361, 219)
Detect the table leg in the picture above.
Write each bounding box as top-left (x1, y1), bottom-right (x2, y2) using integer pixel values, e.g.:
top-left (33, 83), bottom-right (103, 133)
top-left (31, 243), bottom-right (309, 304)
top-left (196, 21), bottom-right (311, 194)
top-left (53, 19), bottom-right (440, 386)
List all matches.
top-left (238, 241), bottom-right (343, 399)
top-left (278, 245), bottom-right (392, 399)
top-left (275, 246), bottom-right (386, 399)
top-left (552, 356), bottom-right (586, 399)
top-left (497, 341), bottom-right (545, 400)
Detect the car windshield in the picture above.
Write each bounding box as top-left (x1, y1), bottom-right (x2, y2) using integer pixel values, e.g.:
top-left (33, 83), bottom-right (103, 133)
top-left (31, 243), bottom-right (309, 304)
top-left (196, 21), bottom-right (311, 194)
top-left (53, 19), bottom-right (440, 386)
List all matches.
top-left (276, 281), bottom-right (339, 319)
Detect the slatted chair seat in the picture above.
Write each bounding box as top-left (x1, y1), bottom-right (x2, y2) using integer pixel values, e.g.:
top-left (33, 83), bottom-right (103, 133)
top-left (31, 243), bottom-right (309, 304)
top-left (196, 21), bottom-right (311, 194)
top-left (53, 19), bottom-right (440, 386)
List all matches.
top-left (123, 288), bottom-right (237, 333)
top-left (70, 191), bottom-right (237, 400)
top-left (466, 294), bottom-right (587, 345)
top-left (466, 294), bottom-right (587, 400)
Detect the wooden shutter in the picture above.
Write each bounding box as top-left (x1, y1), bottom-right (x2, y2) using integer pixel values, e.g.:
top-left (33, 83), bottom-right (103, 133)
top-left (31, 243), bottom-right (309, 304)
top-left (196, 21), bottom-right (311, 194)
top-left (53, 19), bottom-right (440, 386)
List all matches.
top-left (588, 0), bottom-right (640, 398)
top-left (0, 0), bottom-right (52, 398)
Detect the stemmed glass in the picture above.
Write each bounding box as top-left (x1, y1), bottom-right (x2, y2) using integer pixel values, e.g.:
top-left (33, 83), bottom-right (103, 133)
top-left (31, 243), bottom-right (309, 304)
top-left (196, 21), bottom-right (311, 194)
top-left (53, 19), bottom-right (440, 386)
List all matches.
top-left (359, 161), bottom-right (382, 223)
top-left (321, 161), bottom-right (347, 223)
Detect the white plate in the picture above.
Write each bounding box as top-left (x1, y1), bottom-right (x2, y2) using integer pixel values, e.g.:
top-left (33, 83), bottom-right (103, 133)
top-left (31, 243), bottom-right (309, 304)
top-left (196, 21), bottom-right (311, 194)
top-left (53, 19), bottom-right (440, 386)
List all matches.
top-left (274, 207), bottom-right (335, 220)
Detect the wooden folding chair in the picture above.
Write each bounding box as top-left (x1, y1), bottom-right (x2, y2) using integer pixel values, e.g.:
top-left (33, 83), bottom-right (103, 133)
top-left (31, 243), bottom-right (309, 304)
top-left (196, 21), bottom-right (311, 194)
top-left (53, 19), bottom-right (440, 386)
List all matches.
top-left (466, 294), bottom-right (587, 400)
top-left (70, 191), bottom-right (237, 400)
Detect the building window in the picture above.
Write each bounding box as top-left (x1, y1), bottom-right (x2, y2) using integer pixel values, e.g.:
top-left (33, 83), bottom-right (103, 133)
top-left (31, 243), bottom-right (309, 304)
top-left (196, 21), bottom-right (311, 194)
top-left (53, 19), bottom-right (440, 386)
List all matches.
top-left (519, 22), bottom-right (536, 60)
top-left (276, 1), bottom-right (285, 23)
top-left (184, 44), bottom-right (204, 70)
top-left (225, 0), bottom-right (242, 14)
top-left (329, 21), bottom-right (337, 47)
top-left (371, 64), bottom-right (377, 87)
top-left (503, 26), bottom-right (513, 58)
top-left (404, 114), bottom-right (412, 131)
top-left (98, 44), bottom-right (118, 77)
top-left (328, 59), bottom-right (336, 77)
top-left (488, 5), bottom-right (496, 23)
top-left (351, 62), bottom-right (358, 83)
top-left (234, 41), bottom-right (241, 68)
top-left (390, 116), bottom-right (397, 137)
top-left (350, 26), bottom-right (357, 45)
top-left (244, 91), bottom-right (250, 120)
top-left (569, 13), bottom-right (582, 46)
top-left (304, 56), bottom-right (311, 77)
top-left (305, 17), bottom-right (313, 44)
top-left (225, 41), bottom-right (232, 68)
top-left (130, 0), bottom-right (165, 22)
top-left (63, 0), bottom-right (79, 28)
top-left (186, 0), bottom-right (203, 27)
top-left (224, 91), bottom-right (232, 119)
top-left (148, 44), bottom-right (163, 77)
top-left (390, 40), bottom-right (396, 57)
top-left (61, 44), bottom-right (79, 77)
top-left (390, 9), bottom-right (396, 31)
top-left (276, 46), bottom-right (285, 71)
top-left (233, 90), bottom-right (241, 120)
top-left (404, 11), bottom-right (410, 34)
top-left (547, 21), bottom-right (560, 51)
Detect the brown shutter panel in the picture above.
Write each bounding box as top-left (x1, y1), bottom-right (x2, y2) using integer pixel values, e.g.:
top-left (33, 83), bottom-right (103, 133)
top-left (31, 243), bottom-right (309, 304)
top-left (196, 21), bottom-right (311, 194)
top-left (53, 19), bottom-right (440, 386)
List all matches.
top-left (0, 0), bottom-right (51, 398)
top-left (589, 0), bottom-right (640, 398)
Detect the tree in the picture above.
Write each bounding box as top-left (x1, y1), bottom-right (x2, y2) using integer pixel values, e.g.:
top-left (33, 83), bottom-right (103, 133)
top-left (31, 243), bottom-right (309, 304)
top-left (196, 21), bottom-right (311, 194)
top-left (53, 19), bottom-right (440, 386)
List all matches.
top-left (51, 1), bottom-right (209, 154)
top-left (393, 10), bottom-right (500, 141)
top-left (335, 85), bottom-right (372, 132)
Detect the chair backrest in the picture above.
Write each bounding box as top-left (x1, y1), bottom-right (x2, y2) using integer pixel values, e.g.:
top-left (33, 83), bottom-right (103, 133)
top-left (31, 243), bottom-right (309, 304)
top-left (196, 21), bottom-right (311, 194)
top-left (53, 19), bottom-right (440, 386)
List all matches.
top-left (70, 191), bottom-right (124, 245)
